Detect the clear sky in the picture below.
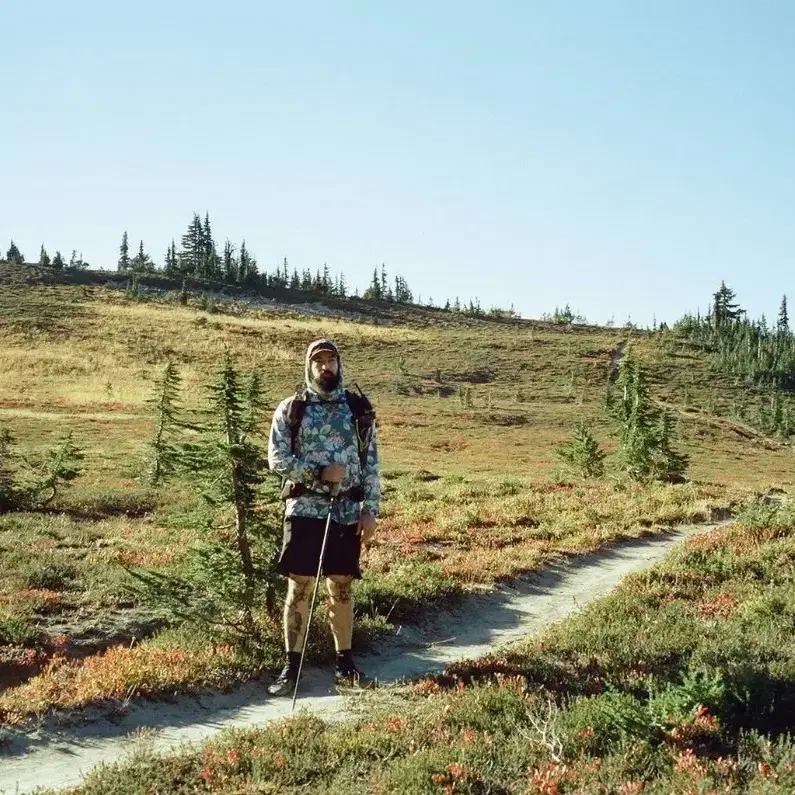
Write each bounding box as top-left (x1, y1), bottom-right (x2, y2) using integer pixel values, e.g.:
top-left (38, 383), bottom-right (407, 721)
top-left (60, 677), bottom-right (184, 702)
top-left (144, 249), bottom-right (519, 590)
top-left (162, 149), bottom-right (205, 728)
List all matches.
top-left (2, 1), bottom-right (793, 326)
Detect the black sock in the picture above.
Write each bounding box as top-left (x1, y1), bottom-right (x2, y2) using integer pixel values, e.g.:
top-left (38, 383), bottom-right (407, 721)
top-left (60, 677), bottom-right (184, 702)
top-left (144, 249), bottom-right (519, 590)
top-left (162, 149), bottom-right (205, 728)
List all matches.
top-left (287, 651), bottom-right (301, 669)
top-left (336, 649), bottom-right (353, 667)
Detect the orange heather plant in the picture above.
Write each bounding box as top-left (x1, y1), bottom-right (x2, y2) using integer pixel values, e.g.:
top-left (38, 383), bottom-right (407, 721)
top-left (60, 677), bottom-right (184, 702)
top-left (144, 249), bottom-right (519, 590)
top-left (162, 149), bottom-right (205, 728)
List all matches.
top-left (0, 643), bottom-right (238, 718)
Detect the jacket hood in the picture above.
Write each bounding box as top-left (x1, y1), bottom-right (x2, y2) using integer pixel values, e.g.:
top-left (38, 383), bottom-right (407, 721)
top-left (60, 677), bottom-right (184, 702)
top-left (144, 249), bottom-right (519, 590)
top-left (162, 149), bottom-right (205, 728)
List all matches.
top-left (304, 338), bottom-right (344, 397)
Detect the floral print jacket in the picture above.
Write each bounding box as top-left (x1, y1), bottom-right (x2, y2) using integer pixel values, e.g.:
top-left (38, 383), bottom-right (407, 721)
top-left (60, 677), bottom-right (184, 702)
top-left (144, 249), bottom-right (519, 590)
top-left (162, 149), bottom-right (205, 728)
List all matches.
top-left (267, 342), bottom-right (380, 525)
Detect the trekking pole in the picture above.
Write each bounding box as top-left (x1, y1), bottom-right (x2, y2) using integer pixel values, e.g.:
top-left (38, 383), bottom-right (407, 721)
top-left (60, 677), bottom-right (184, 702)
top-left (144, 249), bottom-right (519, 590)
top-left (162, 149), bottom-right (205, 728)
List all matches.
top-left (291, 481), bottom-right (340, 713)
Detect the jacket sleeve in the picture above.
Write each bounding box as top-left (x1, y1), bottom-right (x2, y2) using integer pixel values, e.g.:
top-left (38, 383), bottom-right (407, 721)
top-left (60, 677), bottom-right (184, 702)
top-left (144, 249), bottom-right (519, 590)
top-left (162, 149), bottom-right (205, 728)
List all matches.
top-left (361, 422), bottom-right (381, 516)
top-left (267, 400), bottom-right (319, 487)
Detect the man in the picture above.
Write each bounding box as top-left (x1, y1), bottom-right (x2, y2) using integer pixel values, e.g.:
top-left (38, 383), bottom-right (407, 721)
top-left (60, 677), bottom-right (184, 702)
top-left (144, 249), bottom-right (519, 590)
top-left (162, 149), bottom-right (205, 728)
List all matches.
top-left (266, 338), bottom-right (380, 696)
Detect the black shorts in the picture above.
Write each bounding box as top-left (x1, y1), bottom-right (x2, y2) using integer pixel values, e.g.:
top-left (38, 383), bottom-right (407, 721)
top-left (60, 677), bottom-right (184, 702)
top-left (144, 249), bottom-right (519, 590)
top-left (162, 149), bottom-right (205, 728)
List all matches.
top-left (275, 515), bottom-right (362, 579)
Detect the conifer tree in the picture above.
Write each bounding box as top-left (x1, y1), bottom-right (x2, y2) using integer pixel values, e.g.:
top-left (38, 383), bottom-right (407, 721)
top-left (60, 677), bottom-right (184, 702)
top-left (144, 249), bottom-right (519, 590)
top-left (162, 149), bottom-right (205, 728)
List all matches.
top-left (33, 434), bottom-right (85, 506)
top-left (650, 411), bottom-right (689, 480)
top-left (179, 213), bottom-right (203, 277)
top-left (778, 295), bottom-right (789, 336)
top-left (38, 245), bottom-right (50, 268)
top-left (237, 240), bottom-right (257, 284)
top-left (202, 213), bottom-right (213, 263)
top-left (466, 298), bottom-right (483, 316)
top-left (404, 276), bottom-right (413, 303)
top-left (611, 355), bottom-right (653, 479)
top-left (201, 213), bottom-right (220, 280)
top-left (131, 241), bottom-right (153, 272)
top-left (52, 251), bottom-right (65, 270)
top-left (128, 356), bottom-right (282, 646)
top-left (711, 281), bottom-right (743, 327)
top-left (322, 263), bottom-right (331, 294)
top-left (68, 250), bottom-right (87, 270)
top-left (276, 258), bottom-right (289, 288)
top-left (118, 231), bottom-right (131, 271)
top-left (194, 358), bottom-right (270, 604)
top-left (393, 275), bottom-right (413, 303)
top-left (218, 240), bottom-right (233, 283)
top-left (236, 241), bottom-right (247, 284)
top-left (554, 423), bottom-right (606, 479)
top-left (363, 267), bottom-right (382, 300)
top-left (147, 361), bottom-right (183, 485)
top-left (610, 350), bottom-right (688, 481)
top-left (164, 240), bottom-right (176, 275)
top-left (248, 246), bottom-right (260, 284)
top-left (6, 241), bottom-right (24, 265)
top-left (0, 428), bottom-right (87, 512)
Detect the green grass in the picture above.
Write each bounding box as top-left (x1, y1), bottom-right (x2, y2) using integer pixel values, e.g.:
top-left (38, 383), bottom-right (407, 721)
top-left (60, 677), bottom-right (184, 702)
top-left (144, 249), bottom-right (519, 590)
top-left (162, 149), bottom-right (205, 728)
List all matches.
top-left (35, 497), bottom-right (795, 794)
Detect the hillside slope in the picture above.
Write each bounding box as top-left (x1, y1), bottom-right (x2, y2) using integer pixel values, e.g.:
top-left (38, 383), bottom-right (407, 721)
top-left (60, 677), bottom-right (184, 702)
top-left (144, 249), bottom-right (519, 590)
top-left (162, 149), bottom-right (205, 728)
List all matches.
top-left (0, 262), bottom-right (788, 485)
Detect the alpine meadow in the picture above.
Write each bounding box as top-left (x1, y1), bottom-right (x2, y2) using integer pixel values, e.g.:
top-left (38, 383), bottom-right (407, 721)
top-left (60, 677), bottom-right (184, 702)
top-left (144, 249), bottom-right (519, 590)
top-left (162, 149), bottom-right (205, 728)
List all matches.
top-left (3, 249), bottom-right (795, 795)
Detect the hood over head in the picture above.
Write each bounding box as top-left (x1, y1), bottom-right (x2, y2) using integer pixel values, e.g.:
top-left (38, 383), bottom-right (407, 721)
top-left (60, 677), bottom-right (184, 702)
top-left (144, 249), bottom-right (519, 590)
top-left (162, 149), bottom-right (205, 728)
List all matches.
top-left (305, 338), bottom-right (344, 397)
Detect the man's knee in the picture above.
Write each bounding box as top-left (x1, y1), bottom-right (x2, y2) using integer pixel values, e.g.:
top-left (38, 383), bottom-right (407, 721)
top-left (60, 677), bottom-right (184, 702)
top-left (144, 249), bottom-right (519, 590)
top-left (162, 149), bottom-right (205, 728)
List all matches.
top-left (285, 575), bottom-right (313, 606)
top-left (326, 575), bottom-right (353, 602)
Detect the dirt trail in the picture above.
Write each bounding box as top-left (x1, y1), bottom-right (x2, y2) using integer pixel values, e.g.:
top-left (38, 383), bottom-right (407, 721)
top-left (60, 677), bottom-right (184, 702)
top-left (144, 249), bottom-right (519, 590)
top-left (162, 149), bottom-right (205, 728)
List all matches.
top-left (0, 521), bottom-right (726, 795)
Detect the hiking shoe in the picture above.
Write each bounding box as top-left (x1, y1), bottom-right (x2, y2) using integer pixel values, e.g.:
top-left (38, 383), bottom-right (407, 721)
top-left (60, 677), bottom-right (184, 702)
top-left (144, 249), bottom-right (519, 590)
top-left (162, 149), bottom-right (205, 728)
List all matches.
top-left (267, 663), bottom-right (298, 697)
top-left (334, 659), bottom-right (375, 689)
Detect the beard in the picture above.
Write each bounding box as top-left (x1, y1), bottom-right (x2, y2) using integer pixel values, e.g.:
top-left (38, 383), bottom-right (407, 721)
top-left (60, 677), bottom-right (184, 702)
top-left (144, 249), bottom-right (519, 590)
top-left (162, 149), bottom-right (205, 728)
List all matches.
top-left (312, 370), bottom-right (341, 394)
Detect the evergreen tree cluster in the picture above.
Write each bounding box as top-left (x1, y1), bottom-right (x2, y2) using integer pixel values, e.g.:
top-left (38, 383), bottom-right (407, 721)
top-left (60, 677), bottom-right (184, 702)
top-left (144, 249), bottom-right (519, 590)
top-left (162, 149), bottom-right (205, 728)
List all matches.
top-left (555, 348), bottom-right (688, 483)
top-left (541, 304), bottom-right (588, 325)
top-left (118, 231), bottom-right (154, 274)
top-left (5, 210), bottom-right (522, 317)
top-left (5, 241), bottom-right (24, 265)
top-left (361, 263), bottom-right (414, 303)
top-left (607, 352), bottom-right (689, 482)
top-left (672, 282), bottom-right (795, 393)
top-left (5, 240), bottom-right (79, 271)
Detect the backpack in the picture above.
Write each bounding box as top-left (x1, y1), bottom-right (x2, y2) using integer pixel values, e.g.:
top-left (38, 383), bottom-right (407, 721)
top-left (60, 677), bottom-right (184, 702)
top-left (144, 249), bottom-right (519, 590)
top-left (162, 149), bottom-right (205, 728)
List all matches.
top-left (279, 384), bottom-right (376, 500)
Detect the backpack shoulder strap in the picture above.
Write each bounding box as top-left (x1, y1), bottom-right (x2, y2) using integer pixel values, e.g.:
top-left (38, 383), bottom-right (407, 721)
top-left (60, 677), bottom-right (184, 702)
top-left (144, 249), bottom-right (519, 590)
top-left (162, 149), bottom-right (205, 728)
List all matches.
top-left (285, 387), bottom-right (308, 455)
top-left (345, 385), bottom-right (376, 468)
top-left (345, 384), bottom-right (375, 422)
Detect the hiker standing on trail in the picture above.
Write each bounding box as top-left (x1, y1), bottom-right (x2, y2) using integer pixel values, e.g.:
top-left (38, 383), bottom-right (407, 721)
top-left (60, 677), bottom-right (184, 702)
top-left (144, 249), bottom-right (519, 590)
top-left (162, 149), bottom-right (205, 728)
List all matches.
top-left (266, 338), bottom-right (380, 696)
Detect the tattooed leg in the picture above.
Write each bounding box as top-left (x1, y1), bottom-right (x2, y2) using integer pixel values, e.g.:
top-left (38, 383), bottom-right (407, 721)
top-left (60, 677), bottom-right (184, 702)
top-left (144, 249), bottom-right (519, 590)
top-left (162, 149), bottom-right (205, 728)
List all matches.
top-left (326, 575), bottom-right (354, 652)
top-left (284, 574), bottom-right (313, 653)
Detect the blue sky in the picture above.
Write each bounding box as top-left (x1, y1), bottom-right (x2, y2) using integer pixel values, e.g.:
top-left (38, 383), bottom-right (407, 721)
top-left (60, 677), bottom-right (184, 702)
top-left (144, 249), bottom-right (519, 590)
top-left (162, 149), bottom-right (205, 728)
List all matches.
top-left (2, 1), bottom-right (793, 326)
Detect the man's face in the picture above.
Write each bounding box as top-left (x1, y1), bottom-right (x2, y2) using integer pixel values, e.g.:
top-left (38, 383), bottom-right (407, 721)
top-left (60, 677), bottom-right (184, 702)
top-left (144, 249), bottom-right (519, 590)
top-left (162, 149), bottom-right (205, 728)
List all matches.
top-left (310, 350), bottom-right (340, 390)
